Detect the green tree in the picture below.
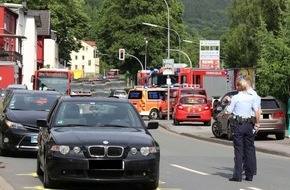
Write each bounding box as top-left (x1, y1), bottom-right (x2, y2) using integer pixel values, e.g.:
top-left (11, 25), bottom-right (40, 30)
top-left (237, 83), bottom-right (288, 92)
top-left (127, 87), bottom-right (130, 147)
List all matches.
top-left (94, 0), bottom-right (189, 77)
top-left (255, 11), bottom-right (290, 104)
top-left (224, 0), bottom-right (287, 68)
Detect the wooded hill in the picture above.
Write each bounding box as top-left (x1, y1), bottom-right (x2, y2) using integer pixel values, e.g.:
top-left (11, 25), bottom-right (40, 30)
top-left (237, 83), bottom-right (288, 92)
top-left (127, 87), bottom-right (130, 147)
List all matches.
top-left (180, 0), bottom-right (230, 38)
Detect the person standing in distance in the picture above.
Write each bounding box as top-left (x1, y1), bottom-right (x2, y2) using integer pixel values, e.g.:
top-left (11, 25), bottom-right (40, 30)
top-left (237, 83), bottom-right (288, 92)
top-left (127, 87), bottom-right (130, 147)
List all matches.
top-left (245, 77), bottom-right (261, 175)
top-left (226, 78), bottom-right (260, 182)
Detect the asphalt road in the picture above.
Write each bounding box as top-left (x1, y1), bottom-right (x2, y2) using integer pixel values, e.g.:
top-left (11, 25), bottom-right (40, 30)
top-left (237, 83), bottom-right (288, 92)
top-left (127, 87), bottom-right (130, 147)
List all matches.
top-left (155, 119), bottom-right (290, 158)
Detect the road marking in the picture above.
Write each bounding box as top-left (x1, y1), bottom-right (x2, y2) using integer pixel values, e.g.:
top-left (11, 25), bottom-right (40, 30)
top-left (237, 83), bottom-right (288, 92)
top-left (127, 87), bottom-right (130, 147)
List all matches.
top-left (16, 172), bottom-right (38, 177)
top-left (171, 164), bottom-right (209, 176)
top-left (248, 187), bottom-right (263, 190)
top-left (23, 186), bottom-right (45, 189)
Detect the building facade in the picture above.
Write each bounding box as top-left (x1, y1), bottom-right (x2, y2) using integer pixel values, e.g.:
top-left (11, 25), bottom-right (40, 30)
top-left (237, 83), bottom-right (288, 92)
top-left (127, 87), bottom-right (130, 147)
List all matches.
top-left (0, 2), bottom-right (56, 89)
top-left (69, 40), bottom-right (100, 78)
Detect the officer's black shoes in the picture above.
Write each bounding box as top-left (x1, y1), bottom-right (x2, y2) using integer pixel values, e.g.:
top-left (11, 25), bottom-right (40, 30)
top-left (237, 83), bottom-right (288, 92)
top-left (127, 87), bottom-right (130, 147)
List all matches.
top-left (245, 177), bottom-right (253, 181)
top-left (229, 178), bottom-right (242, 182)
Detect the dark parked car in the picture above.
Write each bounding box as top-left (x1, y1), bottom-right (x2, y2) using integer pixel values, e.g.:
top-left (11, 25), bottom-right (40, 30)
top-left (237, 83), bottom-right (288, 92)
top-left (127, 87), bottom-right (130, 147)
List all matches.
top-left (109, 89), bottom-right (128, 99)
top-left (212, 95), bottom-right (286, 140)
top-left (212, 90), bottom-right (238, 120)
top-left (0, 90), bottom-right (61, 155)
top-left (36, 96), bottom-right (160, 189)
top-left (7, 84), bottom-right (28, 90)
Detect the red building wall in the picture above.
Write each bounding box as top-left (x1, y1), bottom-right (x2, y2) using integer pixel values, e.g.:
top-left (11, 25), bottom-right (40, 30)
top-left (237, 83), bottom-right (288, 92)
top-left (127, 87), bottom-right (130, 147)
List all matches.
top-left (0, 6), bottom-right (19, 88)
top-left (0, 66), bottom-right (14, 88)
top-left (37, 36), bottom-right (44, 68)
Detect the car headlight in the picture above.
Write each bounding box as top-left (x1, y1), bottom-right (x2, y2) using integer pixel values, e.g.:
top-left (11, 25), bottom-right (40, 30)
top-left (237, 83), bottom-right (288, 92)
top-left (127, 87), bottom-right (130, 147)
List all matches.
top-left (140, 147), bottom-right (150, 156)
top-left (51, 145), bottom-right (70, 155)
top-left (5, 120), bottom-right (25, 129)
top-left (137, 146), bottom-right (159, 156)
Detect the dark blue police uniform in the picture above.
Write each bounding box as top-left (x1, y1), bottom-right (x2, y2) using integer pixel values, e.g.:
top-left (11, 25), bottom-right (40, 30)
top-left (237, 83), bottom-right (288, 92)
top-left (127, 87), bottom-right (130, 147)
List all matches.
top-left (226, 90), bottom-right (259, 182)
top-left (248, 88), bottom-right (261, 175)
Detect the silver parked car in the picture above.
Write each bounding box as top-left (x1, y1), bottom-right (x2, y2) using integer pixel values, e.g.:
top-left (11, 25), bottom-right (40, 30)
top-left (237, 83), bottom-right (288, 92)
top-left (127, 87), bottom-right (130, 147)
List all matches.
top-left (212, 94), bottom-right (286, 140)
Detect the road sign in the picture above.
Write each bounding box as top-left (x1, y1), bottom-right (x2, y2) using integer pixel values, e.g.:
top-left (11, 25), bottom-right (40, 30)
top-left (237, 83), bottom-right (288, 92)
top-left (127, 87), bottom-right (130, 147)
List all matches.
top-left (199, 40), bottom-right (220, 69)
top-left (162, 59), bottom-right (174, 75)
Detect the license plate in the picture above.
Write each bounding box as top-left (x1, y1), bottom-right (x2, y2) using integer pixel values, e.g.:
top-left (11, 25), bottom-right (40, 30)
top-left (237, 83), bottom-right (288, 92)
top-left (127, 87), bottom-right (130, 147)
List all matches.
top-left (31, 135), bottom-right (38, 143)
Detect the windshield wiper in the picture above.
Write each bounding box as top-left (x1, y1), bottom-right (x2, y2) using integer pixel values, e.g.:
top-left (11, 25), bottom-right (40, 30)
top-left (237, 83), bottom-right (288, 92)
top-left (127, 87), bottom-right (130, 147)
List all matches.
top-left (58, 124), bottom-right (90, 127)
top-left (98, 124), bottom-right (130, 128)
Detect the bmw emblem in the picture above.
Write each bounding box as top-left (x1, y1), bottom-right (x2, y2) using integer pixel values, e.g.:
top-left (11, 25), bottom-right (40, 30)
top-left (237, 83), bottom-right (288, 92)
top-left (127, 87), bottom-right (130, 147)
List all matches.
top-left (103, 141), bottom-right (109, 144)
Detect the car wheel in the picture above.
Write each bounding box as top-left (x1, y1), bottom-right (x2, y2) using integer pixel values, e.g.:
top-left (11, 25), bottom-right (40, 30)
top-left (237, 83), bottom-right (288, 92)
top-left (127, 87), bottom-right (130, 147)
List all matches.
top-left (143, 179), bottom-right (159, 190)
top-left (211, 121), bottom-right (223, 138)
top-left (275, 132), bottom-right (285, 140)
top-left (173, 117), bottom-right (179, 125)
top-left (204, 120), bottom-right (211, 126)
top-left (43, 157), bottom-right (55, 188)
top-left (158, 110), bottom-right (165, 120)
top-left (0, 133), bottom-right (8, 156)
top-left (0, 147), bottom-right (8, 156)
top-left (227, 123), bottom-right (233, 140)
top-left (143, 173), bottom-right (159, 190)
top-left (36, 155), bottom-right (43, 176)
top-left (149, 109), bottom-right (159, 120)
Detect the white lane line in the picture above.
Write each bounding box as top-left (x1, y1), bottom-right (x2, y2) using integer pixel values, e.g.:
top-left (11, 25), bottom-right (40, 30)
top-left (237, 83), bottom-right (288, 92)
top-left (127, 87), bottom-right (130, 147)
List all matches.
top-left (171, 164), bottom-right (209, 176)
top-left (248, 187), bottom-right (263, 190)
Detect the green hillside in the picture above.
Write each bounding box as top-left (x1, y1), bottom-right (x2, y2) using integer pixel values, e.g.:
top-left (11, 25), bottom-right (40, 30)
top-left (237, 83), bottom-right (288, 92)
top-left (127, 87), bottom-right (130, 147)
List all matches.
top-left (180, 0), bottom-right (230, 38)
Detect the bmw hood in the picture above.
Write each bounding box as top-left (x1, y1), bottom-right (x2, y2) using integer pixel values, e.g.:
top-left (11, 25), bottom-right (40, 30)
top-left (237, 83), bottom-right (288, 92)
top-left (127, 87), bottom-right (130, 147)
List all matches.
top-left (7, 109), bottom-right (48, 127)
top-left (51, 127), bottom-right (155, 146)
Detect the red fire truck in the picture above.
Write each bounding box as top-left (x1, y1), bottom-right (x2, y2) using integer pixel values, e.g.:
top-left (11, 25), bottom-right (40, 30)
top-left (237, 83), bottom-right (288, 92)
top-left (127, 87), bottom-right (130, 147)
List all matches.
top-left (136, 67), bottom-right (255, 109)
top-left (31, 68), bottom-right (74, 95)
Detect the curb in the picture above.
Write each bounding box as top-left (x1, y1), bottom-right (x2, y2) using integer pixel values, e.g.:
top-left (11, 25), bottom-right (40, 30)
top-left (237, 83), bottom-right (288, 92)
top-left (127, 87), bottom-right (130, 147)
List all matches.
top-left (158, 123), bottom-right (290, 158)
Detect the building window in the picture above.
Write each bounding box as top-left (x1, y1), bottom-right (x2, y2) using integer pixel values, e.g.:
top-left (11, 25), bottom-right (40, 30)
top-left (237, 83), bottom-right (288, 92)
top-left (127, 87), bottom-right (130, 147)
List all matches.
top-left (86, 46), bottom-right (88, 51)
top-left (75, 55), bottom-right (78, 60)
top-left (82, 65), bottom-right (85, 70)
top-left (82, 55), bottom-right (85, 60)
top-left (75, 65), bottom-right (78, 69)
top-left (82, 47), bottom-right (85, 50)
top-left (88, 60), bottom-right (91, 66)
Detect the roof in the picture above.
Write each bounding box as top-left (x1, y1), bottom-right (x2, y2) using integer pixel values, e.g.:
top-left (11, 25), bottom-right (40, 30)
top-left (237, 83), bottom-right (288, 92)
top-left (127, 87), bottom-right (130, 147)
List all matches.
top-left (60, 96), bottom-right (130, 103)
top-left (84, 41), bottom-right (96, 47)
top-left (7, 84), bottom-right (27, 90)
top-left (27, 10), bottom-right (51, 37)
top-left (12, 89), bottom-right (62, 95)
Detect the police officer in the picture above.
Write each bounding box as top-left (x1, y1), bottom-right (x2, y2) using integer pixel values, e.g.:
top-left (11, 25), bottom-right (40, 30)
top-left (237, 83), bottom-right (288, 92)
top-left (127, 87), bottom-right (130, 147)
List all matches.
top-left (226, 78), bottom-right (260, 182)
top-left (245, 78), bottom-right (261, 175)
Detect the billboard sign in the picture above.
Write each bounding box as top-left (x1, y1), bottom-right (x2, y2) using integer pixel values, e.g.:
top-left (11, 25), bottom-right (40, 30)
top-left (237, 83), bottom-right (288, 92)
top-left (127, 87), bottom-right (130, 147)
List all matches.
top-left (199, 40), bottom-right (220, 69)
top-left (162, 59), bottom-right (174, 75)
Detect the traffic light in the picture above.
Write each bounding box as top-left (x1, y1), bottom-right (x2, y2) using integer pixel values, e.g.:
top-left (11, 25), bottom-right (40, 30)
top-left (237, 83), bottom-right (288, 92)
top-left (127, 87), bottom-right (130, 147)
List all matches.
top-left (119, 48), bottom-right (125, 60)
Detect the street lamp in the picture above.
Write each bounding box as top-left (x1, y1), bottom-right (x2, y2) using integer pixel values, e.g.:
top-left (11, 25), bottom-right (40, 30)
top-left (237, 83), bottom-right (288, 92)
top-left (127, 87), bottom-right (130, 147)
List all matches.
top-left (143, 0), bottom-right (171, 121)
top-left (144, 38), bottom-right (148, 70)
top-left (142, 22), bottom-right (181, 63)
top-left (163, 0), bottom-right (170, 59)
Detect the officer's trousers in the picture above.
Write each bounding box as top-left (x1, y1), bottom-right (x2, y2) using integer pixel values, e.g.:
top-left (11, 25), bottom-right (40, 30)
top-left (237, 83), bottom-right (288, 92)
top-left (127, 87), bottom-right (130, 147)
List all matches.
top-left (232, 121), bottom-right (255, 180)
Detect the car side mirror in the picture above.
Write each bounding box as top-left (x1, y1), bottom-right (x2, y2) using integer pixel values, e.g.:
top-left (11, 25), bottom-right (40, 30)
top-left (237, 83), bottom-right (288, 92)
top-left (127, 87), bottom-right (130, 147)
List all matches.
top-left (147, 121), bottom-right (159, 129)
top-left (36, 119), bottom-right (48, 128)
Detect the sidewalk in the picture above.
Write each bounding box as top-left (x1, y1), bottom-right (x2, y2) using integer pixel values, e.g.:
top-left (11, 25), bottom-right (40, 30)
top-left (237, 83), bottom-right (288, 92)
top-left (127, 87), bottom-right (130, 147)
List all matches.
top-left (157, 120), bottom-right (290, 158)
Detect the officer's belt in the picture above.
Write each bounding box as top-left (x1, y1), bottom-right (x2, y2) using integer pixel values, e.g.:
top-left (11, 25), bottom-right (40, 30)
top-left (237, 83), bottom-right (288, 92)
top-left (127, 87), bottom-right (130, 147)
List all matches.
top-left (240, 118), bottom-right (252, 122)
top-left (233, 116), bottom-right (253, 124)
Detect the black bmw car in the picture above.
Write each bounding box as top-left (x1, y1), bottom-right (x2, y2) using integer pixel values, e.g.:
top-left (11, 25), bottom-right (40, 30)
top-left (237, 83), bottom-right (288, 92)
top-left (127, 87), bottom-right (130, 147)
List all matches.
top-left (36, 96), bottom-right (160, 189)
top-left (0, 90), bottom-right (61, 155)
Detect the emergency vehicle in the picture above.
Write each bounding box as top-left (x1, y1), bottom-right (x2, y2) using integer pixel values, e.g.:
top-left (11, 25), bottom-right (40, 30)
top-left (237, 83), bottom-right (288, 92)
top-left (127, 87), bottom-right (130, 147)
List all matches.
top-left (127, 86), bottom-right (167, 119)
top-left (136, 67), bottom-right (255, 110)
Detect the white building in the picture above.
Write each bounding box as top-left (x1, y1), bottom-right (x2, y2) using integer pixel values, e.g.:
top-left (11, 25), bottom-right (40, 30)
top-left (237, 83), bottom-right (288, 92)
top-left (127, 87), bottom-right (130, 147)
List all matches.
top-left (69, 40), bottom-right (100, 78)
top-left (44, 31), bottom-right (60, 69)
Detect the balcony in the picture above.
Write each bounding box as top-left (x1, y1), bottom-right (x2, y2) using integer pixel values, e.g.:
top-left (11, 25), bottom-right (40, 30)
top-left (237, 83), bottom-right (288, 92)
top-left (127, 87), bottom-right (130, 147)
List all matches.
top-left (0, 49), bottom-right (22, 63)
